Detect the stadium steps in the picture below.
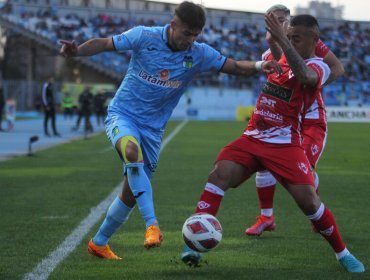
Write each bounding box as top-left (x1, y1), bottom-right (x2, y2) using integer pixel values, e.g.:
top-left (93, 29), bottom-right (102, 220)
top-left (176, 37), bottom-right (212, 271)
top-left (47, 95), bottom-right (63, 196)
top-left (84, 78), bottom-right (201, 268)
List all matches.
top-left (0, 14), bottom-right (122, 82)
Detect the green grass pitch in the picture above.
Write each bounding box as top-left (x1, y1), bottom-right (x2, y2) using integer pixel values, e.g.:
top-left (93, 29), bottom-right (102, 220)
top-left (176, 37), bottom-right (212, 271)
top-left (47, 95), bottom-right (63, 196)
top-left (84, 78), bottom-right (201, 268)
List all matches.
top-left (0, 121), bottom-right (369, 279)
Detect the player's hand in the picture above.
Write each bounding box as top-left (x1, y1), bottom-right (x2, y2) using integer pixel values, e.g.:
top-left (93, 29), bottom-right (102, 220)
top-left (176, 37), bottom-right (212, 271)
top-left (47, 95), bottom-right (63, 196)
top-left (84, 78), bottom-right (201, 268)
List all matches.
top-left (262, 60), bottom-right (283, 75)
top-left (265, 13), bottom-right (287, 44)
top-left (59, 40), bottom-right (78, 57)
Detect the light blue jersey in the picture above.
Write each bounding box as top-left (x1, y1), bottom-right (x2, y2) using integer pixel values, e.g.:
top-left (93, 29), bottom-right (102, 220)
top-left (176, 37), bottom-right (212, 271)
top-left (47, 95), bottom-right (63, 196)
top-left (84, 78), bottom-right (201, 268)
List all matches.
top-left (109, 24), bottom-right (227, 132)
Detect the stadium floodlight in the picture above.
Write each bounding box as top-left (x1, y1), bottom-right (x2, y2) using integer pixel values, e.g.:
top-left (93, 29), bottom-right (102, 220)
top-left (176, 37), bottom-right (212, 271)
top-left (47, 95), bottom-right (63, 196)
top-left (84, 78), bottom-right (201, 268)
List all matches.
top-left (28, 135), bottom-right (39, 156)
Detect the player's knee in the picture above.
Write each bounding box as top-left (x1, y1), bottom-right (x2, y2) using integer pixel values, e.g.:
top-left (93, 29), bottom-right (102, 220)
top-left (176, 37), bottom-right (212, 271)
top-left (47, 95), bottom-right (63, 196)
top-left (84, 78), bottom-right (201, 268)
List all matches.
top-left (299, 192), bottom-right (321, 215)
top-left (125, 142), bottom-right (139, 162)
top-left (119, 136), bottom-right (143, 163)
top-left (256, 171), bottom-right (276, 188)
top-left (208, 161), bottom-right (243, 190)
top-left (208, 167), bottom-right (229, 190)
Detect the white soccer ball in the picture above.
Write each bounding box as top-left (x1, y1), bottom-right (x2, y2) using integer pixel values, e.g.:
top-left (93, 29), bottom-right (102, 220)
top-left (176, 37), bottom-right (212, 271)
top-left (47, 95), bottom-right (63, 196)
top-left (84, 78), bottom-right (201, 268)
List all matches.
top-left (182, 213), bottom-right (223, 252)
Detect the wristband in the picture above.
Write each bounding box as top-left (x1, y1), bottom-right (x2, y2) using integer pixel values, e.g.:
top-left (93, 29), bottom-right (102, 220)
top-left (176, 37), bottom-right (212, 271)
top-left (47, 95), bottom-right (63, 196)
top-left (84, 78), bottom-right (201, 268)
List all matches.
top-left (255, 61), bottom-right (264, 71)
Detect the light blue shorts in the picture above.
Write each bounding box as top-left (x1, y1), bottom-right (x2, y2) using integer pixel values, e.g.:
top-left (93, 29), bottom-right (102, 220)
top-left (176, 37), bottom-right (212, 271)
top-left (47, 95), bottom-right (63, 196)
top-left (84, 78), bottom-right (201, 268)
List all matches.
top-left (105, 113), bottom-right (163, 178)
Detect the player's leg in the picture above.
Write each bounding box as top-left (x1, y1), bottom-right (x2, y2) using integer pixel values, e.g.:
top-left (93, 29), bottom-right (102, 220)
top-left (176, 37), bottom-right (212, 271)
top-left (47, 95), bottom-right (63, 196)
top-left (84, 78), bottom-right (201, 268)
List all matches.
top-left (262, 144), bottom-right (364, 272)
top-left (182, 159), bottom-right (247, 266)
top-left (302, 124), bottom-right (327, 193)
top-left (88, 116), bottom-right (159, 259)
top-left (120, 135), bottom-right (162, 249)
top-left (302, 124), bottom-right (327, 231)
top-left (285, 182), bottom-right (364, 272)
top-left (138, 131), bottom-right (163, 248)
top-left (181, 136), bottom-right (259, 266)
top-left (245, 170), bottom-right (277, 236)
top-left (44, 109), bottom-right (50, 136)
top-left (88, 118), bottom-right (140, 259)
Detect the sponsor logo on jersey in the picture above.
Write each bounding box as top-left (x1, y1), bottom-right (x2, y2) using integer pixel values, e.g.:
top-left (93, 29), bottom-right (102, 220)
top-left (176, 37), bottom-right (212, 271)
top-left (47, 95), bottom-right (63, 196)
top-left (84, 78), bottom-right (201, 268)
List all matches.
top-left (112, 126), bottom-right (119, 137)
top-left (311, 144), bottom-right (319, 156)
top-left (159, 69), bottom-right (169, 80)
top-left (297, 162), bottom-right (309, 174)
top-left (320, 225), bottom-right (334, 236)
top-left (183, 55), bottom-right (193, 69)
top-left (197, 201), bottom-right (211, 209)
top-left (288, 69), bottom-right (294, 79)
top-left (262, 82), bottom-right (293, 102)
top-left (147, 163), bottom-right (157, 173)
top-left (254, 108), bottom-right (283, 122)
top-left (138, 70), bottom-right (182, 88)
top-left (260, 96), bottom-right (277, 107)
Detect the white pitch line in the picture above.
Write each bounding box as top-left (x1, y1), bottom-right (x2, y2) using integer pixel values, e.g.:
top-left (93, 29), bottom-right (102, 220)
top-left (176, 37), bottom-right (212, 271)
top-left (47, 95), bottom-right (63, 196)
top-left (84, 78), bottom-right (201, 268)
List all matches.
top-left (23, 120), bottom-right (188, 280)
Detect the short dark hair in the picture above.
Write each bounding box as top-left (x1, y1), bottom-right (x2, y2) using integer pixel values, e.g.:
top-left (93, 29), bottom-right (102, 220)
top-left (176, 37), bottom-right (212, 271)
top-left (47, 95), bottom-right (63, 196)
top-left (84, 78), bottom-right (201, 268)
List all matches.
top-left (290, 14), bottom-right (319, 29)
top-left (175, 1), bottom-right (206, 30)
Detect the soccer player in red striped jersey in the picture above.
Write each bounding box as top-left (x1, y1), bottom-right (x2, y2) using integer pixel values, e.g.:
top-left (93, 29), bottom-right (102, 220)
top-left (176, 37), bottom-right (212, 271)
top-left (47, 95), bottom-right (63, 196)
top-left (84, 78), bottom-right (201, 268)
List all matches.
top-left (181, 14), bottom-right (364, 273)
top-left (246, 4), bottom-right (345, 237)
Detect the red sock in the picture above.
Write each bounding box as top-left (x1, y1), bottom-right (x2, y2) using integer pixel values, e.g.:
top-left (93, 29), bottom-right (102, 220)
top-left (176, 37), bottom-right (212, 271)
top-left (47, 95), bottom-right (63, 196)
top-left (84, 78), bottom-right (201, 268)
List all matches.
top-left (257, 185), bottom-right (276, 209)
top-left (311, 207), bottom-right (346, 253)
top-left (195, 189), bottom-right (223, 216)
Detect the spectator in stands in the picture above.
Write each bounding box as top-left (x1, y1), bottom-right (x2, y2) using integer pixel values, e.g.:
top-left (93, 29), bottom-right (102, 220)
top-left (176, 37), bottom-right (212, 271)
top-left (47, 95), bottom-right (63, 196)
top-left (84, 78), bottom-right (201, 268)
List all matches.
top-left (62, 92), bottom-right (74, 120)
top-left (60, 1), bottom-right (281, 261)
top-left (42, 77), bottom-right (61, 137)
top-left (0, 85), bottom-right (5, 132)
top-left (8, 0), bottom-right (368, 103)
top-left (72, 86), bottom-right (93, 132)
top-left (93, 90), bottom-right (106, 126)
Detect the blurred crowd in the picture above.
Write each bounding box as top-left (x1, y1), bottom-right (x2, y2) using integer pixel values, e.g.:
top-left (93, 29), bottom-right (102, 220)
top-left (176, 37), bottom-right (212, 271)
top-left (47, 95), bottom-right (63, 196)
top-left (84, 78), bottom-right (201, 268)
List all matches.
top-left (2, 6), bottom-right (369, 106)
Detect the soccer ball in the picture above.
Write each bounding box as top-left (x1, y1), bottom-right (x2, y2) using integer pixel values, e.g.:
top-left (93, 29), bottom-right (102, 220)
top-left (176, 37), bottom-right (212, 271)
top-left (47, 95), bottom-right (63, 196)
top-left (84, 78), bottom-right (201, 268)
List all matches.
top-left (182, 213), bottom-right (223, 252)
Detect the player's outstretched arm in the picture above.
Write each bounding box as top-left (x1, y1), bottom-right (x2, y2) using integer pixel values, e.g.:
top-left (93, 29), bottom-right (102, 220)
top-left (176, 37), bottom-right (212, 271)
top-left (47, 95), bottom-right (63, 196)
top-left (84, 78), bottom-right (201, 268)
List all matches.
top-left (220, 58), bottom-right (282, 76)
top-left (59, 38), bottom-right (115, 58)
top-left (265, 13), bottom-right (318, 87)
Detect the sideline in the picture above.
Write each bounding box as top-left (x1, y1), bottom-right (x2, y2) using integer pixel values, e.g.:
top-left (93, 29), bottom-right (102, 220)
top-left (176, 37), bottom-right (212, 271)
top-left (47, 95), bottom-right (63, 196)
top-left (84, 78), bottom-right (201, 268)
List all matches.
top-left (23, 120), bottom-right (188, 280)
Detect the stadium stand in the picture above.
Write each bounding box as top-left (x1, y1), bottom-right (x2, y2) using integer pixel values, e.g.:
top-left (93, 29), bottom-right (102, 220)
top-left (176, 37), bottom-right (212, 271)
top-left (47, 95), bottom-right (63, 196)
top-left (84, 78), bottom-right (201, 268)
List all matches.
top-left (0, 0), bottom-right (369, 112)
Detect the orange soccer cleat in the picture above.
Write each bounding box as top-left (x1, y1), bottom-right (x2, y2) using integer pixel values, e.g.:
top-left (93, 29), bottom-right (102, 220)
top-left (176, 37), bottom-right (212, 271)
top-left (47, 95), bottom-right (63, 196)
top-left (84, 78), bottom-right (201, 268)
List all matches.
top-left (87, 239), bottom-right (122, 260)
top-left (144, 224), bottom-right (163, 249)
top-left (245, 215), bottom-right (276, 236)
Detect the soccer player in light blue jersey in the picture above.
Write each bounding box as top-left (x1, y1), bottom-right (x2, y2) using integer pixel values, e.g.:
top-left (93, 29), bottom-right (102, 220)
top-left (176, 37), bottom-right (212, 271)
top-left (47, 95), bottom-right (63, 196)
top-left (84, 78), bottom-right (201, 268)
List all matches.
top-left (60, 1), bottom-right (281, 260)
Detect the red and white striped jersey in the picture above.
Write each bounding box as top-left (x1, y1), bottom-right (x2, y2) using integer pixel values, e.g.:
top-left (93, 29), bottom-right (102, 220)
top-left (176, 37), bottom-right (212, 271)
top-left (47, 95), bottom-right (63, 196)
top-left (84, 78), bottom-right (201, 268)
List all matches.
top-left (261, 39), bottom-right (330, 126)
top-left (245, 55), bottom-right (330, 145)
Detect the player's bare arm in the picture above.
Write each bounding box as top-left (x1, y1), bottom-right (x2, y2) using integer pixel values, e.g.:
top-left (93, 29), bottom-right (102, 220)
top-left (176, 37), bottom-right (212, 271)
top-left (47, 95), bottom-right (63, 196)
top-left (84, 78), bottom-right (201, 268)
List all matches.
top-left (221, 58), bottom-right (282, 76)
top-left (267, 34), bottom-right (283, 61)
top-left (266, 20), bottom-right (288, 60)
top-left (265, 13), bottom-right (318, 87)
top-left (323, 50), bottom-right (345, 85)
top-left (59, 38), bottom-right (115, 57)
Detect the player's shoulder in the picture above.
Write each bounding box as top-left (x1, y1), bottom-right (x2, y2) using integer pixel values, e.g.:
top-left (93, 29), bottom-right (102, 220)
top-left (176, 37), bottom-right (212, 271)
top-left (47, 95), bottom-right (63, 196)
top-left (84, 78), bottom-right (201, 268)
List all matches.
top-left (262, 49), bottom-right (272, 61)
top-left (305, 57), bottom-right (328, 70)
top-left (306, 57), bottom-right (330, 84)
top-left (140, 25), bottom-right (164, 38)
top-left (191, 41), bottom-right (220, 55)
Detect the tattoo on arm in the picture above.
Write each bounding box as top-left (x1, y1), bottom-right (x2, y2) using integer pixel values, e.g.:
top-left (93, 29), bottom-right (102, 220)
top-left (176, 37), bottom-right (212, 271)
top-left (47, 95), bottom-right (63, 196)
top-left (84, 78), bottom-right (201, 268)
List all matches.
top-left (284, 47), bottom-right (318, 87)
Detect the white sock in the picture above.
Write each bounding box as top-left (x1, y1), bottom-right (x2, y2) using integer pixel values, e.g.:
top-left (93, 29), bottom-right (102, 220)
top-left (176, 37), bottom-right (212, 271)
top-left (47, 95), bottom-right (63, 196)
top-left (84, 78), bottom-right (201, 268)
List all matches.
top-left (261, 208), bottom-right (273, 217)
top-left (336, 248), bottom-right (350, 260)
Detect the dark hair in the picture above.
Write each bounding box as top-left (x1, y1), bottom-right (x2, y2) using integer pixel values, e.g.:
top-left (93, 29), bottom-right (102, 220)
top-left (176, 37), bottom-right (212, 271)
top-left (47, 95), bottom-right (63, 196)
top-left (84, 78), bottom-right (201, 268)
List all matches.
top-left (175, 1), bottom-right (206, 30)
top-left (290, 14), bottom-right (319, 29)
